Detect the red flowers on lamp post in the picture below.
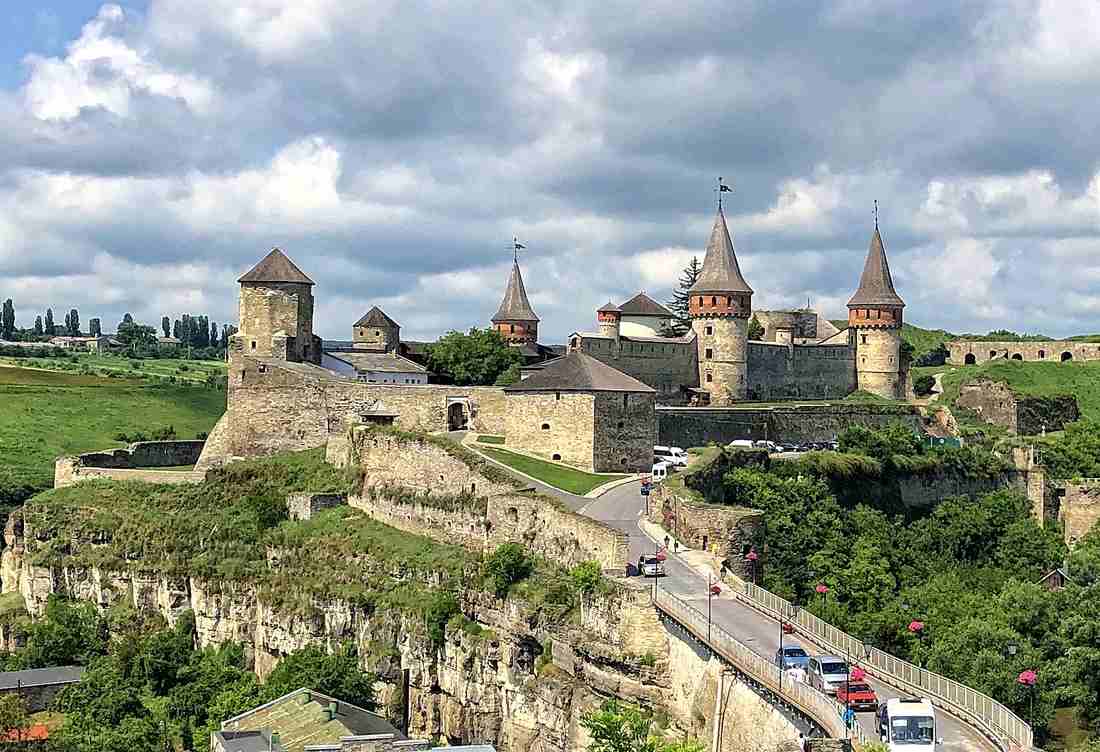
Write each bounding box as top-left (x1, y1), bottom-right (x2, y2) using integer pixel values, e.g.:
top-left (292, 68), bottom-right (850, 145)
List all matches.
top-left (1018, 670), bottom-right (1037, 724)
top-left (815, 583), bottom-right (829, 594)
top-left (908, 620), bottom-right (924, 633)
top-left (908, 620), bottom-right (925, 687)
top-left (851, 666), bottom-right (866, 681)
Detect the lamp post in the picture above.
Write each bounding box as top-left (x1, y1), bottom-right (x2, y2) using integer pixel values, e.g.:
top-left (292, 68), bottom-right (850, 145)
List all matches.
top-left (1018, 670), bottom-right (1037, 726)
top-left (779, 601), bottom-right (799, 690)
top-left (745, 548), bottom-right (758, 585)
top-left (815, 583), bottom-right (829, 612)
top-left (908, 620), bottom-right (925, 687)
top-left (708, 579), bottom-right (721, 643)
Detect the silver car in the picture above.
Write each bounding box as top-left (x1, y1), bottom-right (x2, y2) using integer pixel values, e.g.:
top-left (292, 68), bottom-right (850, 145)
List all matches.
top-left (638, 555), bottom-right (665, 577)
top-left (807, 655), bottom-right (849, 695)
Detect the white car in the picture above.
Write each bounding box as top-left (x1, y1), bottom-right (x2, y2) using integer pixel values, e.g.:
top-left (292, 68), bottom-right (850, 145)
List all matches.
top-left (637, 555), bottom-right (665, 577)
top-left (878, 698), bottom-right (941, 752)
top-left (728, 439), bottom-right (754, 448)
top-left (650, 461), bottom-right (670, 481)
top-left (654, 445), bottom-right (689, 467)
top-left (807, 655), bottom-right (849, 695)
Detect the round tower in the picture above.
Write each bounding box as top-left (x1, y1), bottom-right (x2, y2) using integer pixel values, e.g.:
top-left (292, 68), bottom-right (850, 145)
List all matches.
top-left (690, 208), bottom-right (754, 404)
top-left (236, 247), bottom-right (318, 364)
top-left (848, 222), bottom-right (905, 399)
top-left (491, 259), bottom-right (539, 345)
top-left (597, 301), bottom-right (621, 341)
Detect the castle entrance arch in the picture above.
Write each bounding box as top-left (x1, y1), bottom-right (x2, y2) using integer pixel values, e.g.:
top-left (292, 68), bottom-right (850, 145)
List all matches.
top-left (447, 398), bottom-right (471, 431)
top-left (964, 354), bottom-right (976, 365)
top-left (1061, 351), bottom-right (1074, 362)
top-left (1011, 353), bottom-right (1022, 360)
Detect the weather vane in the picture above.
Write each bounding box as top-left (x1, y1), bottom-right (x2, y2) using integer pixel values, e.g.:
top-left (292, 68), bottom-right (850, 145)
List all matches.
top-left (716, 177), bottom-right (733, 210)
top-left (510, 236), bottom-right (526, 263)
top-left (874, 199), bottom-right (879, 229)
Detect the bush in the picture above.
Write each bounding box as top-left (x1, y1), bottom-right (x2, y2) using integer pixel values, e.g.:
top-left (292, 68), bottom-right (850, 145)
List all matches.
top-left (570, 561), bottom-right (603, 594)
top-left (914, 374), bottom-right (936, 396)
top-left (483, 543), bottom-right (533, 597)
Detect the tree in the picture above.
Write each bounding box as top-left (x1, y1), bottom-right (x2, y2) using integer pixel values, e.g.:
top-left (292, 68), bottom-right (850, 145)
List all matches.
top-left (116, 322), bottom-right (157, 352)
top-left (494, 362), bottom-right (521, 386)
top-left (119, 313), bottom-right (134, 333)
top-left (914, 374), bottom-right (936, 396)
top-left (33, 315), bottom-right (43, 337)
top-left (69, 308), bottom-right (80, 335)
top-left (0, 693), bottom-right (29, 743)
top-left (483, 543), bottom-right (533, 597)
top-left (89, 318), bottom-right (101, 337)
top-left (173, 319), bottom-right (182, 341)
top-left (44, 308), bottom-right (55, 336)
top-left (665, 256), bottom-right (703, 336)
top-left (210, 321), bottom-right (219, 349)
top-left (747, 314), bottom-right (764, 341)
top-left (581, 700), bottom-right (703, 752)
top-left (18, 596), bottom-right (108, 669)
top-left (64, 310), bottom-right (72, 334)
top-left (162, 317), bottom-right (171, 338)
top-left (1, 299), bottom-right (13, 339)
top-left (264, 643), bottom-right (375, 710)
top-left (426, 328), bottom-right (523, 386)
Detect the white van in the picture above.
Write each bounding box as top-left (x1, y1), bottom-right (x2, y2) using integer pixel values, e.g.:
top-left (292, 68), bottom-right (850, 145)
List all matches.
top-left (728, 439), bottom-right (754, 449)
top-left (653, 445), bottom-right (688, 467)
top-left (650, 462), bottom-right (670, 482)
top-left (877, 698), bottom-right (941, 752)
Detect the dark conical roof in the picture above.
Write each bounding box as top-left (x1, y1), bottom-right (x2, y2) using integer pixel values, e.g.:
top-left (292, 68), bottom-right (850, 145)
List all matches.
top-left (491, 261), bottom-right (539, 323)
top-left (504, 351), bottom-right (655, 393)
top-left (847, 227), bottom-right (904, 308)
top-left (238, 248), bottom-right (314, 285)
top-left (618, 292), bottom-right (673, 317)
top-left (355, 306), bottom-right (399, 328)
top-left (689, 209), bottom-right (753, 294)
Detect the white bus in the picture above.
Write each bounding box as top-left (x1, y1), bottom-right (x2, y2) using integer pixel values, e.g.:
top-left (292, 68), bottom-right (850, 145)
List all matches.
top-left (877, 698), bottom-right (941, 752)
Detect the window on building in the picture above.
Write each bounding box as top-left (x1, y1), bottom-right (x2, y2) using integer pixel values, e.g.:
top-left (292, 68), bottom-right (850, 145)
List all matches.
top-left (555, 391), bottom-right (561, 400)
top-left (861, 334), bottom-right (867, 345)
top-left (258, 364), bottom-right (267, 374)
top-left (1039, 350), bottom-right (1046, 359)
top-left (552, 453), bottom-right (562, 460)
top-left (541, 423), bottom-right (550, 430)
top-left (623, 393), bottom-right (629, 409)
top-left (620, 457), bottom-right (628, 465)
top-left (705, 326), bottom-right (713, 336)
top-left (706, 372), bottom-right (713, 383)
top-left (250, 340), bottom-right (256, 350)
top-left (618, 421), bottom-right (624, 428)
top-left (705, 348), bottom-right (713, 359)
top-left (711, 296), bottom-right (717, 305)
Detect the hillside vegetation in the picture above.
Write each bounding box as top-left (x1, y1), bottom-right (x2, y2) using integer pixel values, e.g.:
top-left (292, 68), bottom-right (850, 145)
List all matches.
top-left (934, 359), bottom-right (1100, 426)
top-left (0, 365), bottom-right (225, 506)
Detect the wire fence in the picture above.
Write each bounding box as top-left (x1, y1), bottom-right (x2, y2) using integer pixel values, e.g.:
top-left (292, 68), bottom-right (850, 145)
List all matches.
top-left (654, 588), bottom-right (871, 748)
top-left (730, 577), bottom-right (1032, 752)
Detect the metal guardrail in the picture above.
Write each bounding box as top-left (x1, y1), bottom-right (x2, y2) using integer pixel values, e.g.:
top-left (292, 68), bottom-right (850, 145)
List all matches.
top-left (654, 588), bottom-right (870, 748)
top-left (727, 576), bottom-right (1032, 752)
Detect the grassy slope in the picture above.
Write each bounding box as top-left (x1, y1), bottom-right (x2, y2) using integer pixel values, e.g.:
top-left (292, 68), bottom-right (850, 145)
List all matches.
top-left (0, 365), bottom-right (225, 491)
top-left (476, 445), bottom-right (626, 495)
top-left (0, 352), bottom-right (226, 386)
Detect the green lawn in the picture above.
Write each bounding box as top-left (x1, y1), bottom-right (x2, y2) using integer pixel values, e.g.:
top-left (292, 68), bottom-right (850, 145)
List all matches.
top-left (0, 351), bottom-right (226, 386)
top-left (477, 434), bottom-right (506, 445)
top-left (475, 446), bottom-right (626, 495)
top-left (0, 365), bottom-right (226, 500)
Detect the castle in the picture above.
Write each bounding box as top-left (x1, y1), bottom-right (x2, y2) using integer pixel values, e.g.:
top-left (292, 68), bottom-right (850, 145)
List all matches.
top-left (561, 208), bottom-right (910, 403)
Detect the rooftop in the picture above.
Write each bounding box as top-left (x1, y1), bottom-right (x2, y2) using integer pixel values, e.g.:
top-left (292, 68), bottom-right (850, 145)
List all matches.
top-left (617, 292), bottom-right (672, 317)
top-left (505, 351), bottom-right (655, 393)
top-left (0, 665), bottom-right (83, 690)
top-left (491, 261), bottom-right (539, 323)
top-left (326, 351), bottom-right (427, 374)
top-left (690, 208), bottom-right (753, 295)
top-left (239, 248), bottom-right (315, 286)
top-left (848, 226), bottom-right (904, 308)
top-left (354, 307), bottom-right (400, 329)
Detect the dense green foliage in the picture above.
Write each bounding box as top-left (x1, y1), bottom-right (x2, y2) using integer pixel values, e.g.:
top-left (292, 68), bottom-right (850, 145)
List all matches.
top-left (715, 421), bottom-right (1100, 741)
top-left (484, 543), bottom-right (534, 597)
top-left (425, 328), bottom-right (523, 386)
top-left (914, 373), bottom-right (936, 396)
top-left (1032, 420), bottom-right (1100, 480)
top-left (747, 314), bottom-right (764, 341)
top-left (581, 699), bottom-right (703, 752)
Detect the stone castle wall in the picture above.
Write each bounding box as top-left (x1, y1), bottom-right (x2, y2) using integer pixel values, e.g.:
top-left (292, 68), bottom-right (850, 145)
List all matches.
top-left (948, 340), bottom-right (1100, 365)
top-left (956, 380), bottom-right (1020, 432)
top-left (694, 317), bottom-right (748, 404)
top-left (592, 392), bottom-right (657, 473)
top-left (503, 393), bottom-right (596, 470)
top-left (571, 336), bottom-right (698, 403)
top-left (657, 404), bottom-right (922, 447)
top-left (54, 440), bottom-right (208, 488)
top-left (1057, 482), bottom-right (1100, 546)
top-left (854, 326), bottom-right (902, 399)
top-left (745, 341), bottom-right (856, 401)
top-left (956, 380), bottom-right (1080, 436)
top-left (238, 282), bottom-right (317, 363)
top-left (752, 310), bottom-right (819, 342)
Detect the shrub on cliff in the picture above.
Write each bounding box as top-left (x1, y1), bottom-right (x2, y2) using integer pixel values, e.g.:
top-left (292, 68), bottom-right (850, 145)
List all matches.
top-left (264, 643), bottom-right (375, 710)
top-left (483, 543), bottom-right (533, 597)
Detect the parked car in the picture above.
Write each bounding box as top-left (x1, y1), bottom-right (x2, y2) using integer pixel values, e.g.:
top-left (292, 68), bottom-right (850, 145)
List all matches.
top-left (651, 461), bottom-right (669, 482)
top-left (654, 445), bottom-right (689, 467)
top-left (754, 440), bottom-right (779, 452)
top-left (638, 555), bottom-right (665, 577)
top-left (774, 645), bottom-right (810, 670)
top-left (836, 681), bottom-right (878, 711)
top-left (728, 439), bottom-right (754, 449)
top-left (807, 655), bottom-right (850, 695)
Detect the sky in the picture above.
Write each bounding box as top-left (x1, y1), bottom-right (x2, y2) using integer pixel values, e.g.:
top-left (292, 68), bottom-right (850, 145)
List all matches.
top-left (1, 0), bottom-right (1099, 342)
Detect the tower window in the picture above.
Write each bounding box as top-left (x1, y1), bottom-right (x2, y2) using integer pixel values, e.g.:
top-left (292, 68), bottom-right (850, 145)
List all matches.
top-left (555, 391), bottom-right (561, 400)
top-left (861, 334), bottom-right (867, 345)
top-left (705, 326), bottom-right (713, 336)
top-left (705, 372), bottom-right (713, 383)
top-left (541, 423), bottom-right (550, 430)
top-left (623, 393), bottom-right (629, 409)
top-left (552, 453), bottom-right (562, 461)
top-left (711, 296), bottom-right (717, 305)
top-left (250, 340), bottom-right (256, 350)
top-left (705, 348), bottom-right (713, 359)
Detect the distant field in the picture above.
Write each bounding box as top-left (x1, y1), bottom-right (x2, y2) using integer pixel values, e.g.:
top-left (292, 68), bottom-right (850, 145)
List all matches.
top-left (0, 365), bottom-right (225, 500)
top-left (0, 351), bottom-right (226, 386)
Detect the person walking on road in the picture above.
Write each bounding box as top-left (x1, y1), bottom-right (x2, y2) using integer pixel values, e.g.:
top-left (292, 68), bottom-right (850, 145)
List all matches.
top-left (786, 665), bottom-right (807, 685)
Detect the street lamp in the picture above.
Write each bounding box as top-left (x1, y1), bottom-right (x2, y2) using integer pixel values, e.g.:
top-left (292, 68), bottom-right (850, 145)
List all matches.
top-left (1018, 670), bottom-right (1037, 726)
top-left (779, 601), bottom-right (800, 690)
top-left (908, 620), bottom-right (925, 687)
top-left (745, 548), bottom-right (758, 585)
top-left (708, 580), bottom-right (722, 643)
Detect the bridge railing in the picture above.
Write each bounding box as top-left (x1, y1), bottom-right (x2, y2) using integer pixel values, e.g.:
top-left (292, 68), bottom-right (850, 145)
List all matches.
top-left (654, 588), bottom-right (869, 748)
top-left (730, 576), bottom-right (1031, 752)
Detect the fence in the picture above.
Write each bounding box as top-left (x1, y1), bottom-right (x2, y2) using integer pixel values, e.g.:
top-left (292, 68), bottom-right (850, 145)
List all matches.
top-left (654, 588), bottom-right (870, 748)
top-left (730, 576), bottom-right (1031, 752)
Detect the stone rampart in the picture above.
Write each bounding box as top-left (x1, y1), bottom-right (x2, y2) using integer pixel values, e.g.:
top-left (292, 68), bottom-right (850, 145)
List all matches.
top-left (645, 482), bottom-right (763, 575)
top-left (956, 379), bottom-right (1079, 435)
top-left (745, 342), bottom-right (856, 401)
top-left (948, 340), bottom-right (1100, 365)
top-left (657, 403), bottom-right (922, 447)
top-left (1056, 482), bottom-right (1100, 546)
top-left (54, 440), bottom-right (207, 487)
top-left (287, 493), bottom-right (347, 521)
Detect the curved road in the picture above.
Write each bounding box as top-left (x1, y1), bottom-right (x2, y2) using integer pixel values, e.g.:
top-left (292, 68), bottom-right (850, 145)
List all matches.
top-left (465, 444), bottom-right (994, 752)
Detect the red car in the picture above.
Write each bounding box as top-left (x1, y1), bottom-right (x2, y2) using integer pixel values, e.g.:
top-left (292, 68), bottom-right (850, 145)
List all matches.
top-left (836, 681), bottom-right (878, 712)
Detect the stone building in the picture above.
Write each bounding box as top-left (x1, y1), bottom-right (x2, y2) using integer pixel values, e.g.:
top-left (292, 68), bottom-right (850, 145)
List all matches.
top-left (847, 223), bottom-right (906, 399)
top-left (323, 306), bottom-right (429, 384)
top-left (956, 379), bottom-right (1079, 435)
top-left (236, 248), bottom-right (322, 365)
top-left (948, 339), bottom-right (1100, 365)
top-left (0, 666), bottom-right (83, 712)
top-left (492, 257), bottom-right (540, 345)
top-left (503, 351), bottom-right (656, 473)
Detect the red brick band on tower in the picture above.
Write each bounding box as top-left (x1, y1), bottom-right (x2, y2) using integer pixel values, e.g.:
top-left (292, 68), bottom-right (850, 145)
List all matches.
top-left (491, 260), bottom-right (540, 344)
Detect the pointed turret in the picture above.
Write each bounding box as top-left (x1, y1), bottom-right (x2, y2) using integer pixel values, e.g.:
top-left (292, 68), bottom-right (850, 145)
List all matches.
top-left (492, 260), bottom-right (539, 344)
top-left (690, 208), bottom-right (753, 295)
top-left (847, 227), bottom-right (904, 308)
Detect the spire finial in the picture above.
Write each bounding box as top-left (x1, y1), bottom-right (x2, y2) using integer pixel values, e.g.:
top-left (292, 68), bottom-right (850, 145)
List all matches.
top-left (874, 199), bottom-right (879, 230)
top-left (511, 236), bottom-right (526, 264)
top-left (715, 176), bottom-right (733, 211)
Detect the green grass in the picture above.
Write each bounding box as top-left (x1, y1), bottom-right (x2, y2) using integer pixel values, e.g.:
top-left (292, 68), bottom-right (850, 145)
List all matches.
top-left (475, 446), bottom-right (626, 495)
top-left (0, 351), bottom-right (226, 386)
top-left (477, 434), bottom-right (505, 445)
top-left (0, 365), bottom-right (225, 497)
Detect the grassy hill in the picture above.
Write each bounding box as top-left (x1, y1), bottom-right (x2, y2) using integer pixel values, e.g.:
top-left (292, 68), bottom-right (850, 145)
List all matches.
top-left (0, 365), bottom-right (226, 505)
top-left (830, 320), bottom-right (955, 364)
top-left (0, 351), bottom-right (226, 386)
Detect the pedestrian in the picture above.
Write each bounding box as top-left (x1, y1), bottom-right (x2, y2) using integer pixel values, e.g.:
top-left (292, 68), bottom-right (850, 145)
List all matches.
top-left (674, 540), bottom-right (679, 553)
top-left (664, 535), bottom-right (670, 550)
top-left (799, 732), bottom-right (809, 752)
top-left (789, 665), bottom-right (807, 685)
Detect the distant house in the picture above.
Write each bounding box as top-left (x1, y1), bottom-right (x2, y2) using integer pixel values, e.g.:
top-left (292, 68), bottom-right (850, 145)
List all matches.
top-left (158, 336), bottom-right (183, 347)
top-left (0, 665), bottom-right (84, 712)
top-left (324, 350), bottom-right (429, 385)
top-left (1036, 567), bottom-right (1072, 592)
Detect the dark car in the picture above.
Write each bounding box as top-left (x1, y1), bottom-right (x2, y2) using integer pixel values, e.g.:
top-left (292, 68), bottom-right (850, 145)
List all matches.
top-left (836, 681), bottom-right (878, 711)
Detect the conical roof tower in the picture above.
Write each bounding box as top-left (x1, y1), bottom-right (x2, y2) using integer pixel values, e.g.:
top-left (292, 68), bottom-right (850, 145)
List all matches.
top-left (848, 226), bottom-right (904, 309)
top-left (491, 259), bottom-right (539, 344)
top-left (690, 208), bottom-right (753, 295)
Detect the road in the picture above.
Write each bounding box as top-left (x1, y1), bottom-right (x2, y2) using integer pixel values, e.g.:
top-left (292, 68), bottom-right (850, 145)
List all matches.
top-left (577, 480), bottom-right (991, 752)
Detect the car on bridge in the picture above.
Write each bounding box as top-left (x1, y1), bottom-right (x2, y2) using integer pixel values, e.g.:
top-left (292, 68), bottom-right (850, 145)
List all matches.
top-left (877, 698), bottom-right (940, 752)
top-left (836, 680), bottom-right (878, 711)
top-left (637, 555), bottom-right (665, 577)
top-left (774, 645), bottom-right (809, 670)
top-left (806, 655), bottom-right (849, 695)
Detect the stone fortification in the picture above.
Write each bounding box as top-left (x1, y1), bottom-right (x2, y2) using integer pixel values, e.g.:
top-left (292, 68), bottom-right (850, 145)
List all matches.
top-left (1058, 483), bottom-right (1100, 546)
top-left (956, 379), bottom-right (1079, 435)
top-left (570, 335), bottom-right (698, 404)
top-left (745, 341), bottom-right (856, 401)
top-left (337, 426), bottom-right (629, 570)
top-left (503, 392), bottom-right (595, 470)
top-left (656, 403), bottom-right (922, 447)
top-left (54, 440), bottom-right (207, 487)
top-left (645, 482), bottom-right (764, 573)
top-left (948, 340), bottom-right (1100, 365)
top-left (286, 493), bottom-right (347, 521)
top-left (591, 391), bottom-right (658, 473)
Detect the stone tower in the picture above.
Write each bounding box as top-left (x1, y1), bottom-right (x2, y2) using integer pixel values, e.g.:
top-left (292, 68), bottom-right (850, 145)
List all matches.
top-left (491, 259), bottom-right (539, 344)
top-left (847, 223), bottom-right (905, 399)
top-left (236, 248), bottom-right (321, 365)
top-left (690, 208), bottom-right (754, 404)
top-left (597, 301), bottom-right (621, 342)
top-left (353, 306), bottom-right (400, 352)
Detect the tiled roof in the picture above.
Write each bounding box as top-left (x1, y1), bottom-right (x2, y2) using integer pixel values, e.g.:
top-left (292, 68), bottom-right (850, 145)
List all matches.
top-left (505, 351), bottom-right (655, 393)
top-left (597, 300), bottom-right (621, 313)
top-left (326, 351), bottom-right (427, 374)
top-left (618, 292), bottom-right (672, 317)
top-left (491, 261), bottom-right (539, 323)
top-left (0, 666), bottom-right (83, 689)
top-left (354, 307), bottom-right (399, 329)
top-left (239, 248), bottom-right (315, 285)
top-left (689, 208), bottom-right (753, 294)
top-left (847, 227), bottom-right (904, 308)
